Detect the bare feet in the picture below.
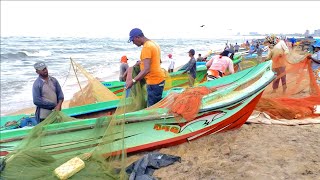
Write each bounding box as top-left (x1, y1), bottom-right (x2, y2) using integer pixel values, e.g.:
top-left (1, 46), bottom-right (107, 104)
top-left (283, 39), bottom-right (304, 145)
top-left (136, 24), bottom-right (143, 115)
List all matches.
top-left (282, 85), bottom-right (287, 94)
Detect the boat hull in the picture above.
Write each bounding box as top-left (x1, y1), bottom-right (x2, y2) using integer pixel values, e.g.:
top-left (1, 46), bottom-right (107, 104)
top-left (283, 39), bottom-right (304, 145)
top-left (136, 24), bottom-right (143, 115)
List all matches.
top-left (0, 89), bottom-right (265, 158)
top-left (126, 90), bottom-right (263, 154)
top-left (0, 61), bottom-right (275, 157)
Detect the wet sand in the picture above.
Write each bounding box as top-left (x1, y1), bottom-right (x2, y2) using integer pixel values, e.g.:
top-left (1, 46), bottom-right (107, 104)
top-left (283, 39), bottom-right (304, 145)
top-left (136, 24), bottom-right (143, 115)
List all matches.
top-left (7, 100), bottom-right (71, 115)
top-left (127, 123), bottom-right (320, 180)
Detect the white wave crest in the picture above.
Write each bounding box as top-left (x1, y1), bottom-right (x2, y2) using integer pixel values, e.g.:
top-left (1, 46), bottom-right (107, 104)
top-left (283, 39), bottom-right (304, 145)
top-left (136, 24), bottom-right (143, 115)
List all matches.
top-left (21, 50), bottom-right (52, 57)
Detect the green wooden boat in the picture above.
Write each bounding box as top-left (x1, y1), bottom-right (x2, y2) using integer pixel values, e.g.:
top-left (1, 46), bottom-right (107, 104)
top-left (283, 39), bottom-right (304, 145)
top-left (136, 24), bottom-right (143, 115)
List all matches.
top-left (101, 65), bottom-right (208, 97)
top-left (0, 61), bottom-right (275, 158)
top-left (0, 66), bottom-right (208, 131)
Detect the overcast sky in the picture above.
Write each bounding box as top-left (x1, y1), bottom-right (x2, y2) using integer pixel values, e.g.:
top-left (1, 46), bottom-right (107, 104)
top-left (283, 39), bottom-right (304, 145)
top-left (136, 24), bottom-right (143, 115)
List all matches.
top-left (1, 1), bottom-right (319, 38)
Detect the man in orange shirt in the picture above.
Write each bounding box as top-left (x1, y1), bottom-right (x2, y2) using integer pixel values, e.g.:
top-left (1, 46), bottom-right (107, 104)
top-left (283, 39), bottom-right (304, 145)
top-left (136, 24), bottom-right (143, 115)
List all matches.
top-left (126, 28), bottom-right (165, 107)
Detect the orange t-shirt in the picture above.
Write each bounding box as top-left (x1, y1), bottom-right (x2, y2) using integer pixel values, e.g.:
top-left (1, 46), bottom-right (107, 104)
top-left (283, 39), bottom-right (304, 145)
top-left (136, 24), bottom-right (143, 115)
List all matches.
top-left (140, 40), bottom-right (165, 84)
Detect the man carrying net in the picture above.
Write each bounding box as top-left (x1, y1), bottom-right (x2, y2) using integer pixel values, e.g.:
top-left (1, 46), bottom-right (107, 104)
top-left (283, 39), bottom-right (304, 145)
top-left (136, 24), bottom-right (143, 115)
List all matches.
top-left (126, 28), bottom-right (166, 107)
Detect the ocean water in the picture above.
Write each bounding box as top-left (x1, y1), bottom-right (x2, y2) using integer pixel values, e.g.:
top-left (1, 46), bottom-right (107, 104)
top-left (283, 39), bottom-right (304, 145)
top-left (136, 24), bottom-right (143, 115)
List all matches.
top-left (0, 36), bottom-right (263, 115)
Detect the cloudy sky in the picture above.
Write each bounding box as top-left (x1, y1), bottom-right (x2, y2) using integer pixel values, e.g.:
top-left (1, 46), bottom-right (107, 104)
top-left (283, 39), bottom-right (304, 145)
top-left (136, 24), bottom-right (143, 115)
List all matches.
top-left (1, 1), bottom-right (319, 38)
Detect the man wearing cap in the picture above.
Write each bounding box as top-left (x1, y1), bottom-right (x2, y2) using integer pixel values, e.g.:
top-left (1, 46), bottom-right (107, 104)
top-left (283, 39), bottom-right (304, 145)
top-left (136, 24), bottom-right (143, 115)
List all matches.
top-left (182, 49), bottom-right (197, 87)
top-left (119, 55), bottom-right (129, 82)
top-left (32, 62), bottom-right (64, 123)
top-left (126, 28), bottom-right (165, 107)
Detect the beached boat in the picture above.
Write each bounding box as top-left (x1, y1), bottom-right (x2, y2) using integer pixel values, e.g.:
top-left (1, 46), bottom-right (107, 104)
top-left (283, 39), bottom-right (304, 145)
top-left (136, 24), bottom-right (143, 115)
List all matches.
top-left (102, 64), bottom-right (208, 97)
top-left (242, 51), bottom-right (268, 60)
top-left (0, 66), bottom-right (208, 130)
top-left (0, 61), bottom-right (275, 157)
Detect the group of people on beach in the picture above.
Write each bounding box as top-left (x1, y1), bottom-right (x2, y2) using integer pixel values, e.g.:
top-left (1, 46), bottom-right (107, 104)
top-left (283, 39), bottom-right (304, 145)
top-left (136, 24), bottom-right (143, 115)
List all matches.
top-left (31, 29), bottom-right (320, 124)
top-left (119, 30), bottom-right (237, 89)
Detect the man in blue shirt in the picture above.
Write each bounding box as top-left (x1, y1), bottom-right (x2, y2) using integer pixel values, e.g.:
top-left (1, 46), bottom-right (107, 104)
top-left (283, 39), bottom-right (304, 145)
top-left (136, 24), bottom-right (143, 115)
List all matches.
top-left (183, 49), bottom-right (197, 87)
top-left (252, 43), bottom-right (265, 62)
top-left (290, 37), bottom-right (297, 49)
top-left (32, 62), bottom-right (64, 123)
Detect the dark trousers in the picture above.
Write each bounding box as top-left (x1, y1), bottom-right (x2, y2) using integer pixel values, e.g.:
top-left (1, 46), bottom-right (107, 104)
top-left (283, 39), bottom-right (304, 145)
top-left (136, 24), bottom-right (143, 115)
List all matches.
top-left (146, 81), bottom-right (165, 107)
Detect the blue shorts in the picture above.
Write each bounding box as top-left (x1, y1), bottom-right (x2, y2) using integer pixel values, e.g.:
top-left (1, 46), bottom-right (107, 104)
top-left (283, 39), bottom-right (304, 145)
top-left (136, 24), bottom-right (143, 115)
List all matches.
top-left (146, 81), bottom-right (165, 107)
top-left (124, 84), bottom-right (131, 98)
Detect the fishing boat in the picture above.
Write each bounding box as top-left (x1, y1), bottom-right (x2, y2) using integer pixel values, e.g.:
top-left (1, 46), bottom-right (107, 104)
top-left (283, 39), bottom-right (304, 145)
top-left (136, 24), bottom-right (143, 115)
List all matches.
top-left (102, 64), bottom-right (208, 97)
top-left (0, 65), bottom-right (208, 130)
top-left (242, 51), bottom-right (268, 60)
top-left (0, 61), bottom-right (275, 157)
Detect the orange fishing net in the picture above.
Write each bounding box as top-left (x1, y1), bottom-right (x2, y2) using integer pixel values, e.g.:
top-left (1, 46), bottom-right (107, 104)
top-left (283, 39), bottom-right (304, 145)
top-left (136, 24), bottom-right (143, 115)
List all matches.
top-left (167, 86), bottom-right (217, 121)
top-left (256, 52), bottom-right (320, 119)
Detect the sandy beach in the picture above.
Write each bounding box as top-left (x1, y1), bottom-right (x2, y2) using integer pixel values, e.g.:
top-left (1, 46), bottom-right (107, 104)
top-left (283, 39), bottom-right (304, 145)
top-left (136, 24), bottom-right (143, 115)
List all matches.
top-left (127, 123), bottom-right (320, 180)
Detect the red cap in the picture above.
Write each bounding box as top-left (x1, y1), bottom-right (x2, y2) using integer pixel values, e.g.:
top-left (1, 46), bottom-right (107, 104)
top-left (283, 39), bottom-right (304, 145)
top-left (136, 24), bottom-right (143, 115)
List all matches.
top-left (120, 56), bottom-right (128, 63)
top-left (168, 54), bottom-right (172, 58)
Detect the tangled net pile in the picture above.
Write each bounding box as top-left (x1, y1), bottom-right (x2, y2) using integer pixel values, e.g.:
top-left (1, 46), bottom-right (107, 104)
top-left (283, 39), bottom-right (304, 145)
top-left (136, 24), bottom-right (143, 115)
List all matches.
top-left (244, 48), bottom-right (320, 119)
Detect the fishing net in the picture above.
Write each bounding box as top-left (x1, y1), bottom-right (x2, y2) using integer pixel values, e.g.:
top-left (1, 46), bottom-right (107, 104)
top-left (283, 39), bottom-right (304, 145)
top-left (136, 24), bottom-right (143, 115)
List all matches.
top-left (1, 113), bottom-right (128, 179)
top-left (68, 58), bottom-right (206, 108)
top-left (0, 64), bottom-right (153, 180)
top-left (68, 58), bottom-right (119, 107)
top-left (239, 60), bottom-right (258, 70)
top-left (167, 86), bottom-right (217, 121)
top-left (254, 47), bottom-right (320, 119)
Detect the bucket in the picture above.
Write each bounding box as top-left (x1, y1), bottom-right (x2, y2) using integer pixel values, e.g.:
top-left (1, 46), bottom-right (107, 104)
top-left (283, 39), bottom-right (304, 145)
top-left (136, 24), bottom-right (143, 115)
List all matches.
top-left (20, 117), bottom-right (38, 127)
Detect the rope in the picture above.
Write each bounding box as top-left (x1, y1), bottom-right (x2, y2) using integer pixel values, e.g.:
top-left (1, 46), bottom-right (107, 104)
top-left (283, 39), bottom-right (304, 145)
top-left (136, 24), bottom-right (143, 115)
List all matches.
top-left (70, 57), bottom-right (83, 94)
top-left (120, 92), bottom-right (126, 179)
top-left (61, 62), bottom-right (72, 88)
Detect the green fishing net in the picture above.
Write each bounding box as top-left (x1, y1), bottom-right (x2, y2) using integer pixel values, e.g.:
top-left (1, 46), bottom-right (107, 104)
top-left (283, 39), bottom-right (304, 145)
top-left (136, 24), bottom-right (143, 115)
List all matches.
top-left (0, 65), bottom-right (157, 180)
